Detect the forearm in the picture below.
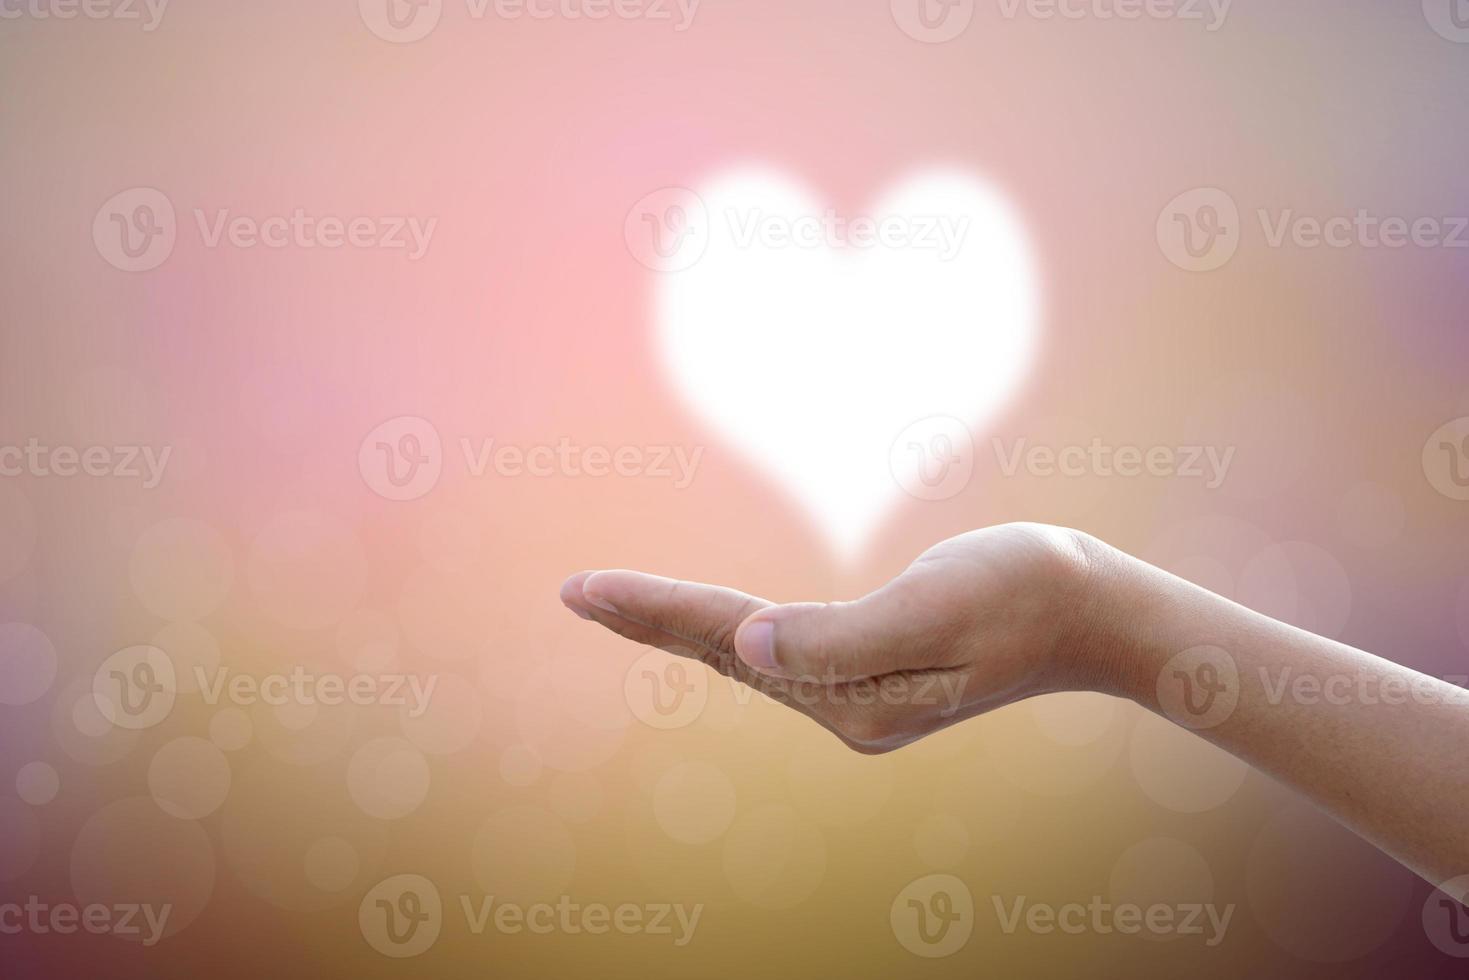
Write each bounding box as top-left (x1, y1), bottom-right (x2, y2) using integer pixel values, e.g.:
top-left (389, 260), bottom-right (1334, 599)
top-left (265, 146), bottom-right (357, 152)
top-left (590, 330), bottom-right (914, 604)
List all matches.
top-left (1085, 538), bottom-right (1469, 887)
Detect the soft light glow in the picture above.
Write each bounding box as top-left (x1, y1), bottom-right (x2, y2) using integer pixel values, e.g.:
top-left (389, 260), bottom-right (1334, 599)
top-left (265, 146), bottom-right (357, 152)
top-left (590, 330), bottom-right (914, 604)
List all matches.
top-left (656, 168), bottom-right (1040, 559)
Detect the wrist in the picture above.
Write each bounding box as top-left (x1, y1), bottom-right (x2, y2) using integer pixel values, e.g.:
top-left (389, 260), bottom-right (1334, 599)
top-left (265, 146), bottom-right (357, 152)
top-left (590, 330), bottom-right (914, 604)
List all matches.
top-left (1064, 532), bottom-right (1265, 712)
top-left (1051, 530), bottom-right (1177, 701)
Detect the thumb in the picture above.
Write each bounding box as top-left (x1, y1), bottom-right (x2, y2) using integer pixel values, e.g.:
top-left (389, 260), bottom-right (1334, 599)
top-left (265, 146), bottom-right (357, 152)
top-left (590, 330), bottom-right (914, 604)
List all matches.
top-left (732, 592), bottom-right (915, 682)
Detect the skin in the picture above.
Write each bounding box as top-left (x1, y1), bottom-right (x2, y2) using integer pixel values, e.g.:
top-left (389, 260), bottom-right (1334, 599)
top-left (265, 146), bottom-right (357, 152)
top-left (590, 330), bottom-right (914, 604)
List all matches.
top-left (560, 522), bottom-right (1469, 892)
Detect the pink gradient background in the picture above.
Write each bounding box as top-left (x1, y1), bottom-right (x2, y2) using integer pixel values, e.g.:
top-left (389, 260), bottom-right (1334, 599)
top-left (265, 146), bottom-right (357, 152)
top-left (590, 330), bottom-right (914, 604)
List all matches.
top-left (2, 0), bottom-right (1469, 976)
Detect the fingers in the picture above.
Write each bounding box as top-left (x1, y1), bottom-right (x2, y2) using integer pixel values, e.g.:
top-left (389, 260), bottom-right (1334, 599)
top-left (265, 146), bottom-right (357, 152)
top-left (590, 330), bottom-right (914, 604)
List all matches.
top-left (731, 584), bottom-right (933, 682)
top-left (558, 572), bottom-right (599, 621)
top-left (559, 571), bottom-right (603, 621)
top-left (559, 569), bottom-right (966, 755)
top-left (564, 570), bottom-right (937, 683)
top-left (560, 571), bottom-right (704, 654)
top-left (560, 569), bottom-right (777, 685)
top-left (576, 570), bottom-right (771, 655)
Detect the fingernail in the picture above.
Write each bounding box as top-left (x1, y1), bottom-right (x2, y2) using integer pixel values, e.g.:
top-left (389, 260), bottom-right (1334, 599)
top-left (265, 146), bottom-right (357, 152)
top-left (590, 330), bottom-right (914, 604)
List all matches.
top-left (558, 593), bottom-right (593, 625)
top-left (584, 592), bottom-right (618, 616)
top-left (737, 619), bottom-right (778, 670)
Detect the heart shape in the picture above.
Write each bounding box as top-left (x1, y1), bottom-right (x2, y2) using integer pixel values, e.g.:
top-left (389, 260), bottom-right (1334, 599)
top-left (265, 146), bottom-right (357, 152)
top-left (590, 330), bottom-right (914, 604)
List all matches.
top-left (652, 168), bottom-right (1040, 560)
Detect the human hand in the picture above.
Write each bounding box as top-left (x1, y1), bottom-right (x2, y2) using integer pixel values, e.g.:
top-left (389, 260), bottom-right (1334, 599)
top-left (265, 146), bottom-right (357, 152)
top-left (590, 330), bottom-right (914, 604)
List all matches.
top-left (560, 523), bottom-right (1110, 753)
top-left (563, 520), bottom-right (1469, 886)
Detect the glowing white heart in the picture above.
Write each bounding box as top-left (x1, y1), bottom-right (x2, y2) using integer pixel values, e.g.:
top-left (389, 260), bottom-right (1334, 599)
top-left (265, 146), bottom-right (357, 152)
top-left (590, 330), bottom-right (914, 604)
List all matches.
top-left (652, 169), bottom-right (1040, 560)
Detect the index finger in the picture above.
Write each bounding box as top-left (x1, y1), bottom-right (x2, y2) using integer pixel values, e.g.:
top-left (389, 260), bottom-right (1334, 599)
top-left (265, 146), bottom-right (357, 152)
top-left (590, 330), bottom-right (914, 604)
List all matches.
top-left (575, 570), bottom-right (772, 656)
top-left (562, 569), bottom-right (880, 754)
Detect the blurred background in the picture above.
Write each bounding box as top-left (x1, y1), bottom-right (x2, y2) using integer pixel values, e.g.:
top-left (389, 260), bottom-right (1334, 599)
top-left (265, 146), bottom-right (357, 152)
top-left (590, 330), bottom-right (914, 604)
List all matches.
top-left (2, 0), bottom-right (1468, 975)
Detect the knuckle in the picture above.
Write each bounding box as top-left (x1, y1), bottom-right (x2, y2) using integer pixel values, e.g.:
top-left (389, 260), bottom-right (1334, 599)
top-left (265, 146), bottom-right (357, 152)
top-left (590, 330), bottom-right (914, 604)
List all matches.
top-left (790, 647), bottom-right (832, 683)
top-left (790, 612), bottom-right (846, 681)
top-left (1001, 523), bottom-right (1091, 579)
top-left (665, 581), bottom-right (762, 657)
top-left (699, 617), bottom-right (738, 656)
